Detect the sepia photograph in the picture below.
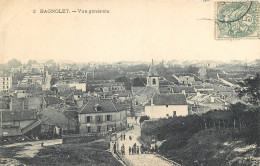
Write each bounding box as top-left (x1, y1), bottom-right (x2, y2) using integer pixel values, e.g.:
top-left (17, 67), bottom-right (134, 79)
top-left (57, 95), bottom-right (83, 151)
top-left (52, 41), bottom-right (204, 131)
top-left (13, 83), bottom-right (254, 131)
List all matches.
top-left (0, 0), bottom-right (259, 165)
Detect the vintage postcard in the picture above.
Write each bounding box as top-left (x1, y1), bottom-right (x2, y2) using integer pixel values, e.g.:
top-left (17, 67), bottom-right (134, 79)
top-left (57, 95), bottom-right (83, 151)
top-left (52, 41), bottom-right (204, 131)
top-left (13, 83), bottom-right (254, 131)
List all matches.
top-left (0, 0), bottom-right (259, 166)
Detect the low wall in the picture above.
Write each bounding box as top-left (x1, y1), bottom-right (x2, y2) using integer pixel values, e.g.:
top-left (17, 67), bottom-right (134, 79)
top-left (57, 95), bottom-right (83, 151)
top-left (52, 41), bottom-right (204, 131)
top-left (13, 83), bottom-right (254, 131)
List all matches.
top-left (62, 132), bottom-right (110, 144)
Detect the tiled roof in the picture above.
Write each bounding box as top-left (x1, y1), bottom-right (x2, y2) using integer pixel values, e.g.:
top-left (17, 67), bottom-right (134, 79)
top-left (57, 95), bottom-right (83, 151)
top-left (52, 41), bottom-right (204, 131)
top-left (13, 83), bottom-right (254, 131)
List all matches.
top-left (40, 108), bottom-right (69, 128)
top-left (74, 90), bottom-right (83, 95)
top-left (136, 86), bottom-right (159, 96)
top-left (152, 93), bottom-right (187, 105)
top-left (172, 86), bottom-right (196, 93)
top-left (44, 97), bottom-right (63, 105)
top-left (79, 99), bottom-right (121, 114)
top-left (0, 110), bottom-right (37, 122)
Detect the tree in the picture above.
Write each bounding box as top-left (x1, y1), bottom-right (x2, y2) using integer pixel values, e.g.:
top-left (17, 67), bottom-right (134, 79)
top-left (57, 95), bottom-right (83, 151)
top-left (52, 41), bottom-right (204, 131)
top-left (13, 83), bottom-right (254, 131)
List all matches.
top-left (139, 115), bottom-right (150, 124)
top-left (27, 60), bottom-right (38, 66)
top-left (238, 73), bottom-right (260, 105)
top-left (50, 78), bottom-right (58, 86)
top-left (132, 77), bottom-right (146, 87)
top-left (7, 59), bottom-right (22, 69)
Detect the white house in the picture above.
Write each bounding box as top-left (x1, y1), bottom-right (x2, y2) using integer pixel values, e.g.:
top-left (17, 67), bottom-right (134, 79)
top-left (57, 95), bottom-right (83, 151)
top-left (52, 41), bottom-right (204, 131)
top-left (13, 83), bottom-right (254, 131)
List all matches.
top-left (145, 93), bottom-right (188, 119)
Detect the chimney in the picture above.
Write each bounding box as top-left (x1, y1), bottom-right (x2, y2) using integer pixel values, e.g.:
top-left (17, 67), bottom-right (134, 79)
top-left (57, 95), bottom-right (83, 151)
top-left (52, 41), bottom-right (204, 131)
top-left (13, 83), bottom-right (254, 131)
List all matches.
top-left (211, 96), bottom-right (215, 103)
top-left (182, 90), bottom-right (186, 96)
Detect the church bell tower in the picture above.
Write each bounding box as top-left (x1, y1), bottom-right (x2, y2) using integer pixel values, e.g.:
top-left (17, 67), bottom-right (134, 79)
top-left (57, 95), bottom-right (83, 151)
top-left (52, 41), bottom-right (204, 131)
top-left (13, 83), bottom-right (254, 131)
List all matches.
top-left (147, 60), bottom-right (159, 90)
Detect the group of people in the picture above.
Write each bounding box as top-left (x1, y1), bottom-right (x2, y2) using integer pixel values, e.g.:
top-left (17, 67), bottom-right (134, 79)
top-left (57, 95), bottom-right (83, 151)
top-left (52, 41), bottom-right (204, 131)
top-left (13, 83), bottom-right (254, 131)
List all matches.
top-left (129, 143), bottom-right (140, 155)
top-left (120, 133), bottom-right (126, 140)
top-left (127, 124), bottom-right (135, 130)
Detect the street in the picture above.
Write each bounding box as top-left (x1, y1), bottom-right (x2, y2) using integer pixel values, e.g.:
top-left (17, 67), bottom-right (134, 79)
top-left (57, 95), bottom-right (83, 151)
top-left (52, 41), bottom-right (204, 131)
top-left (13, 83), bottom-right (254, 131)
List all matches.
top-left (114, 117), bottom-right (176, 166)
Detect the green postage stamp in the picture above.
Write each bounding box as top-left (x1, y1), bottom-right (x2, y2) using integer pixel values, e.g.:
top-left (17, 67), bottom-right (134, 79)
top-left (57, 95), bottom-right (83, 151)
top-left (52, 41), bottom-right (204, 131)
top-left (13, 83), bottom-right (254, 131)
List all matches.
top-left (215, 1), bottom-right (260, 39)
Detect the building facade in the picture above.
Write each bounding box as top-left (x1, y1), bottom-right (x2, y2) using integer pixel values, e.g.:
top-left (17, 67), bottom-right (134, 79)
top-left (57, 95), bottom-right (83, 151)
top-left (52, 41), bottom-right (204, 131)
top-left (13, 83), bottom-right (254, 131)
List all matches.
top-left (78, 99), bottom-right (127, 134)
top-left (0, 74), bottom-right (12, 92)
top-left (145, 93), bottom-right (188, 119)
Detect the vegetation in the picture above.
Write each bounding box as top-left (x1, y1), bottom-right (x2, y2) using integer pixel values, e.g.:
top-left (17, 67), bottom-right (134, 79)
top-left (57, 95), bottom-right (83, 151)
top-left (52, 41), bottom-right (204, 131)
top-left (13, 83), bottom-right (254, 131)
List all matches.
top-left (139, 115), bottom-right (150, 124)
top-left (141, 103), bottom-right (260, 165)
top-left (238, 73), bottom-right (260, 105)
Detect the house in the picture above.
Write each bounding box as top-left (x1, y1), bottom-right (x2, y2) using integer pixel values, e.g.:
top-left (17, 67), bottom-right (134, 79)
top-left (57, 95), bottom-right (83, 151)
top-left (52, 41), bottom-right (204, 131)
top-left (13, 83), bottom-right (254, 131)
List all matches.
top-left (193, 84), bottom-right (214, 93)
top-left (115, 91), bottom-right (131, 102)
top-left (68, 82), bottom-right (86, 92)
top-left (73, 90), bottom-right (83, 101)
top-left (172, 86), bottom-right (196, 96)
top-left (40, 108), bottom-right (71, 137)
top-left (15, 85), bottom-right (33, 98)
top-left (176, 74), bottom-right (203, 86)
top-left (0, 73), bottom-right (12, 92)
top-left (0, 110), bottom-right (41, 137)
top-left (145, 93), bottom-right (188, 119)
top-left (187, 93), bottom-right (226, 113)
top-left (10, 96), bottom-right (46, 111)
top-left (56, 84), bottom-right (71, 92)
top-left (44, 97), bottom-right (63, 107)
top-left (78, 98), bottom-right (127, 134)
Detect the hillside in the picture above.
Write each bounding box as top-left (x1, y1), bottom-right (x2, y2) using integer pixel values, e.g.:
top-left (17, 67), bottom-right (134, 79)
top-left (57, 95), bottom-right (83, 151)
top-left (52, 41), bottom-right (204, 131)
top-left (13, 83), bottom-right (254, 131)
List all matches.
top-left (159, 129), bottom-right (259, 166)
top-left (140, 103), bottom-right (259, 166)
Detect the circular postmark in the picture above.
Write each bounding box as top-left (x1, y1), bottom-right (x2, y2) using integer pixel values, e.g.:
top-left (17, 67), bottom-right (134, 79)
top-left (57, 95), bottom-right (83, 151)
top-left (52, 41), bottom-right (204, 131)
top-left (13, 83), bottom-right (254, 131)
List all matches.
top-left (218, 2), bottom-right (252, 23)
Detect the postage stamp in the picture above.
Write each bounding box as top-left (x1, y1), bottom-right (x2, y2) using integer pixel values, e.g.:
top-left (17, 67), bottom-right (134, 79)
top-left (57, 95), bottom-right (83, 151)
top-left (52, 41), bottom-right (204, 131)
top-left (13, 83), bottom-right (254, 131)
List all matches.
top-left (215, 1), bottom-right (260, 39)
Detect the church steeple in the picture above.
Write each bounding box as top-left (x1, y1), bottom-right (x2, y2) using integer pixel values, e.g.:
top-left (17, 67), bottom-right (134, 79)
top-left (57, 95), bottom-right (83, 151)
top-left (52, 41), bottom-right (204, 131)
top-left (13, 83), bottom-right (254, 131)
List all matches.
top-left (147, 60), bottom-right (159, 90)
top-left (148, 59), bottom-right (158, 77)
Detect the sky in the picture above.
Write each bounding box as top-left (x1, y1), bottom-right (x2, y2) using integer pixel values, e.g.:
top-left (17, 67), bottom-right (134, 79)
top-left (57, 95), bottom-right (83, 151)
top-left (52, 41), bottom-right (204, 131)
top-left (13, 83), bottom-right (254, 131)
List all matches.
top-left (0, 0), bottom-right (259, 64)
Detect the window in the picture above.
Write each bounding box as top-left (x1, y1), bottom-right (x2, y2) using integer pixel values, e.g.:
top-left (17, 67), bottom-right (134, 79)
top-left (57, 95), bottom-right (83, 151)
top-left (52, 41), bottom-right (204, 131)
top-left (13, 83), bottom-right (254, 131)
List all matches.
top-left (106, 115), bottom-right (112, 121)
top-left (97, 126), bottom-right (101, 132)
top-left (96, 116), bottom-right (102, 123)
top-left (86, 116), bottom-right (91, 123)
top-left (173, 111), bottom-right (177, 116)
top-left (87, 126), bottom-right (91, 133)
top-left (153, 79), bottom-right (156, 85)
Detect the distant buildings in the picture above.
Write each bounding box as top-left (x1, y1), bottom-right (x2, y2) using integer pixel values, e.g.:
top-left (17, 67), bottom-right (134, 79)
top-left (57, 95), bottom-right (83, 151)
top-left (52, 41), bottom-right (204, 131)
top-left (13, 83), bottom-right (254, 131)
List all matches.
top-left (0, 74), bottom-right (12, 92)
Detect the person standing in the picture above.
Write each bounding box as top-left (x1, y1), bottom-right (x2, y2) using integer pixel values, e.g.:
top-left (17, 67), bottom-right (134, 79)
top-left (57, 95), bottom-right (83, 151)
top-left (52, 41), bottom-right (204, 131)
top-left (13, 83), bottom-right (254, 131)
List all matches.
top-left (122, 145), bottom-right (125, 155)
top-left (113, 143), bottom-right (117, 154)
top-left (129, 146), bottom-right (131, 155)
top-left (140, 144), bottom-right (144, 154)
top-left (137, 146), bottom-right (139, 154)
top-left (123, 134), bottom-right (126, 140)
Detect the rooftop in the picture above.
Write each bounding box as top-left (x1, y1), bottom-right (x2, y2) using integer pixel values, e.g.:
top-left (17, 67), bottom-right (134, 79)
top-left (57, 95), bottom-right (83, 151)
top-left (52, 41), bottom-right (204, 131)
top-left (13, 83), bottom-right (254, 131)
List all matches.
top-left (79, 99), bottom-right (125, 114)
top-left (0, 110), bottom-right (37, 122)
top-left (151, 93), bottom-right (187, 105)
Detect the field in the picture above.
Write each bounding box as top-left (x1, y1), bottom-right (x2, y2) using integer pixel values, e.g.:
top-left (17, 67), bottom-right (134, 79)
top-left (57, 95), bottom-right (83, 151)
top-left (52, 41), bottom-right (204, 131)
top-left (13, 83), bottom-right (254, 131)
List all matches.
top-left (0, 139), bottom-right (122, 166)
